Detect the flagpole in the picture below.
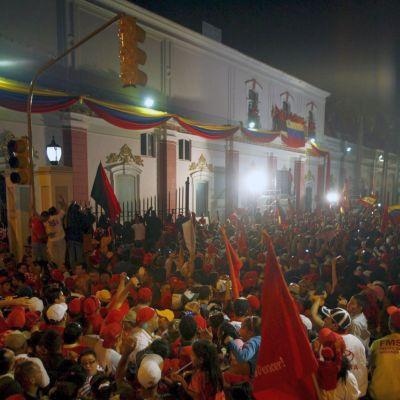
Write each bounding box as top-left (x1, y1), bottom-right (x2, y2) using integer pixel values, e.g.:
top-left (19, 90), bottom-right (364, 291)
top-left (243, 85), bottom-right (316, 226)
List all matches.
top-left (312, 373), bottom-right (323, 400)
top-left (220, 227), bottom-right (240, 299)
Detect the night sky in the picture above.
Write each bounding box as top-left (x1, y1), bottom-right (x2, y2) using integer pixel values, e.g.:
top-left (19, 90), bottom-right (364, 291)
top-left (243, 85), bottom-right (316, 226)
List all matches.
top-left (132, 0), bottom-right (400, 145)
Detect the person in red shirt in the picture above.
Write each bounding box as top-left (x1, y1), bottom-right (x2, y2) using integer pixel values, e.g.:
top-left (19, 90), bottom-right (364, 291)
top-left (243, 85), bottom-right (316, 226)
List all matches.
top-left (30, 212), bottom-right (48, 262)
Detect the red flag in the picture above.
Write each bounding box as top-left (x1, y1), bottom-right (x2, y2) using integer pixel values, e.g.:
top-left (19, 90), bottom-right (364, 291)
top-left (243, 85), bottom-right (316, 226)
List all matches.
top-left (381, 206), bottom-right (389, 233)
top-left (91, 162), bottom-right (121, 222)
top-left (253, 232), bottom-right (318, 400)
top-left (221, 228), bottom-right (243, 299)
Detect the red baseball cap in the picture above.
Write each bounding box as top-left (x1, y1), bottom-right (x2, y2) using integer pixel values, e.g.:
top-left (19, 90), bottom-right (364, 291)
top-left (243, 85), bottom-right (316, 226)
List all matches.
top-left (83, 296), bottom-right (100, 316)
top-left (247, 295), bottom-right (260, 311)
top-left (138, 287), bottom-right (153, 304)
top-left (387, 306), bottom-right (400, 330)
top-left (100, 322), bottom-right (122, 349)
top-left (68, 298), bottom-right (83, 316)
top-left (136, 307), bottom-right (156, 325)
top-left (6, 307), bottom-right (25, 329)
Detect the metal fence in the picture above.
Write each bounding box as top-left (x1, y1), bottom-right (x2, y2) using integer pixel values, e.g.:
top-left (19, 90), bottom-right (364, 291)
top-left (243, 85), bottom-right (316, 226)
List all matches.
top-left (95, 178), bottom-right (190, 223)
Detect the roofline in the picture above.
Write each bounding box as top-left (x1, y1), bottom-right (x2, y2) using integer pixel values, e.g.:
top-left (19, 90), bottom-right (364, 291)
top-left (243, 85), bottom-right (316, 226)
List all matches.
top-left (87, 0), bottom-right (330, 99)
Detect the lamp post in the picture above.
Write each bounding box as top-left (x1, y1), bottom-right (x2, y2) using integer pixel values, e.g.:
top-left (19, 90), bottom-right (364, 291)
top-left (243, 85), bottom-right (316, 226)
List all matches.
top-left (46, 136), bottom-right (62, 165)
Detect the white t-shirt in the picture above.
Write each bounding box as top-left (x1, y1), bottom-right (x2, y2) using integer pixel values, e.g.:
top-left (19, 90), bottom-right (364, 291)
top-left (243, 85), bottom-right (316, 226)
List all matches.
top-left (94, 340), bottom-right (121, 376)
top-left (15, 354), bottom-right (50, 388)
top-left (129, 328), bottom-right (154, 362)
top-left (45, 210), bottom-right (65, 242)
top-left (342, 333), bottom-right (368, 396)
top-left (133, 223), bottom-right (146, 241)
top-left (321, 371), bottom-right (360, 400)
top-left (349, 313), bottom-right (370, 349)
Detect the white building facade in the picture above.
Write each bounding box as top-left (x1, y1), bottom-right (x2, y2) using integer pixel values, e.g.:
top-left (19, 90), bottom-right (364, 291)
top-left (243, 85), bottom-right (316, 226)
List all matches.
top-left (0, 0), bottom-right (398, 232)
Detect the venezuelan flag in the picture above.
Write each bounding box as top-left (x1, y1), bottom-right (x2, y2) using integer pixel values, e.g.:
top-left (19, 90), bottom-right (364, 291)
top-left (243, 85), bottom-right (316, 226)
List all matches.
top-left (388, 205), bottom-right (400, 224)
top-left (281, 120), bottom-right (305, 148)
top-left (359, 196), bottom-right (377, 208)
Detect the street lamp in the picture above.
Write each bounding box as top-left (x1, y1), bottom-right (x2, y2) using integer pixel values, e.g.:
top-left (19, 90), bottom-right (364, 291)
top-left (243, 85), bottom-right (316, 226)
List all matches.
top-left (46, 136), bottom-right (62, 165)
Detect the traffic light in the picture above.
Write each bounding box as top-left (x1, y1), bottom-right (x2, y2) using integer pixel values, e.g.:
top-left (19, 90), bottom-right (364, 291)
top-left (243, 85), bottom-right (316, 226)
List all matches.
top-left (7, 138), bottom-right (31, 184)
top-left (118, 15), bottom-right (147, 87)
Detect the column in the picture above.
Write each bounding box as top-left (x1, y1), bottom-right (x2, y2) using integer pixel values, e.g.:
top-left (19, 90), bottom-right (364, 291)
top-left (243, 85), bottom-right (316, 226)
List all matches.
top-left (316, 163), bottom-right (325, 209)
top-left (267, 153), bottom-right (277, 191)
top-left (294, 159), bottom-right (305, 211)
top-left (157, 126), bottom-right (176, 215)
top-left (225, 139), bottom-right (239, 217)
top-left (62, 113), bottom-right (88, 203)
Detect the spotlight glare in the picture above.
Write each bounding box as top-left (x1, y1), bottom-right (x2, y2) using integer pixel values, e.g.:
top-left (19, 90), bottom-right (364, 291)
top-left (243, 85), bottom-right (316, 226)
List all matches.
top-left (248, 121), bottom-right (256, 129)
top-left (144, 97), bottom-right (154, 108)
top-left (346, 146), bottom-right (352, 152)
top-left (326, 191), bottom-right (339, 204)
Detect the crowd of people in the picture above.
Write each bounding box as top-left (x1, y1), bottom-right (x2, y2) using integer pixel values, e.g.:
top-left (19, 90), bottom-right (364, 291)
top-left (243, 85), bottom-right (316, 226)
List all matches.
top-left (0, 198), bottom-right (399, 400)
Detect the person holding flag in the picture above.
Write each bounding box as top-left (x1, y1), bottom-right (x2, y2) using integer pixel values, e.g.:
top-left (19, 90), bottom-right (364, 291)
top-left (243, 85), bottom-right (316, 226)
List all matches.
top-left (252, 230), bottom-right (320, 400)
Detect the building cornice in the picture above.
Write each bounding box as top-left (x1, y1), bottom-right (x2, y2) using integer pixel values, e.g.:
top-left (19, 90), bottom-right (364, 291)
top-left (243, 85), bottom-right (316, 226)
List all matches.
top-left (87, 0), bottom-right (330, 99)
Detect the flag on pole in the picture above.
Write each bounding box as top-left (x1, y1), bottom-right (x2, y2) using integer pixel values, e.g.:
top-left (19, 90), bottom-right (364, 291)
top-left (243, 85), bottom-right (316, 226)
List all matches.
top-left (91, 162), bottom-right (121, 222)
top-left (221, 227), bottom-right (243, 299)
top-left (253, 231), bottom-right (318, 400)
top-left (359, 196), bottom-right (377, 208)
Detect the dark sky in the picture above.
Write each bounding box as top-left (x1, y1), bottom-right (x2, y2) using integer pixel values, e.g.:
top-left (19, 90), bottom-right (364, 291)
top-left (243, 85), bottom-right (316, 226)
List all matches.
top-left (133, 0), bottom-right (400, 122)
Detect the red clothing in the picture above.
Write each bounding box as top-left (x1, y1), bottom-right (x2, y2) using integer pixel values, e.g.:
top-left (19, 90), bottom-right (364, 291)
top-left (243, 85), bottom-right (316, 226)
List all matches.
top-left (189, 370), bottom-right (225, 400)
top-left (31, 216), bottom-right (47, 244)
top-left (62, 344), bottom-right (88, 361)
top-left (39, 322), bottom-right (65, 335)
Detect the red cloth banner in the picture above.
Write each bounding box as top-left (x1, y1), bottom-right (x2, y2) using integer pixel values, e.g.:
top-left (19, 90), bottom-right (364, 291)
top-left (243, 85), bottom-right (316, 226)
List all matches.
top-left (253, 231), bottom-right (318, 400)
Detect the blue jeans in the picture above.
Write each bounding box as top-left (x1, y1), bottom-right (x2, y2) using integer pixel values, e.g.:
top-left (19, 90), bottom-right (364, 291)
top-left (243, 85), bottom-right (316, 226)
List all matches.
top-left (68, 240), bottom-right (83, 267)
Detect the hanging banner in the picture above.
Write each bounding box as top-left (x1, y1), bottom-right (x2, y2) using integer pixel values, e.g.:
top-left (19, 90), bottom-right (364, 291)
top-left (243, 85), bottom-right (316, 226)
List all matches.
top-left (83, 98), bottom-right (171, 130)
top-left (241, 126), bottom-right (280, 143)
top-left (175, 116), bottom-right (238, 139)
top-left (0, 78), bottom-right (78, 113)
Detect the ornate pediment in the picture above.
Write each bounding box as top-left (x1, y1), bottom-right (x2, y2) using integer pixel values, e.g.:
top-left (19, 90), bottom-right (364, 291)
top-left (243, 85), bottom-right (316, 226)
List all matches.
top-left (304, 170), bottom-right (315, 182)
top-left (106, 144), bottom-right (143, 166)
top-left (189, 153), bottom-right (213, 173)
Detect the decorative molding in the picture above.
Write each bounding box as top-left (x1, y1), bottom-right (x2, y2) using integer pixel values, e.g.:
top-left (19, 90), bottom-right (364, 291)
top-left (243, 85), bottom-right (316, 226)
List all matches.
top-left (105, 144), bottom-right (144, 166)
top-left (189, 153), bottom-right (213, 173)
top-left (304, 170), bottom-right (315, 182)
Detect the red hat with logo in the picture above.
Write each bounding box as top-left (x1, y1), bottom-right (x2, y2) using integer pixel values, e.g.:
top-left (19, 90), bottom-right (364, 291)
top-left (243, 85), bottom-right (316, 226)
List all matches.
top-left (136, 307), bottom-right (156, 325)
top-left (138, 287), bottom-right (153, 304)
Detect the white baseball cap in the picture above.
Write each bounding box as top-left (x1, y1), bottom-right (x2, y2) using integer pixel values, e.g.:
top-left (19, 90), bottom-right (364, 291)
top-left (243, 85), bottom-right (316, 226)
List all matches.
top-left (46, 303), bottom-right (68, 322)
top-left (137, 354), bottom-right (163, 389)
top-left (28, 297), bottom-right (44, 313)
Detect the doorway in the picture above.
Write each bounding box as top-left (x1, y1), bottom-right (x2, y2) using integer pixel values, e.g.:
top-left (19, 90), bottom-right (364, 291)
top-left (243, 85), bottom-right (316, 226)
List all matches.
top-left (196, 181), bottom-right (209, 216)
